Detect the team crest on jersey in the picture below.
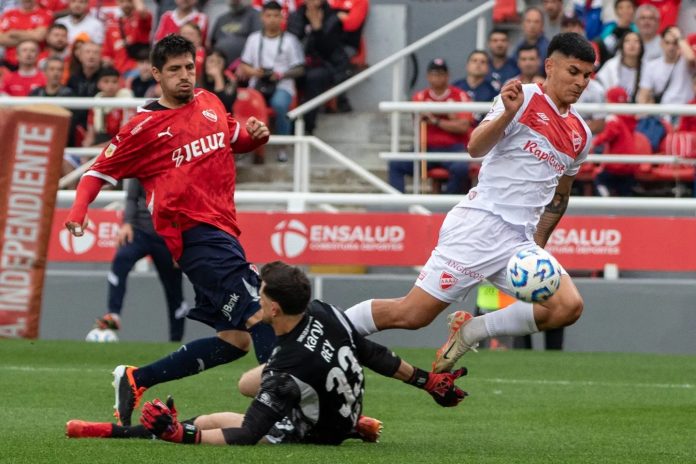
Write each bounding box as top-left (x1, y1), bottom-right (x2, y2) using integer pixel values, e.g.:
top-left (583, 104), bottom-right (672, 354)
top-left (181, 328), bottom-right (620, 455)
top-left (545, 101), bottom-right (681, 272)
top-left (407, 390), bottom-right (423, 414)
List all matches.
top-left (202, 109), bottom-right (218, 122)
top-left (104, 143), bottom-right (117, 158)
top-left (439, 272), bottom-right (458, 290)
top-left (572, 130), bottom-right (582, 153)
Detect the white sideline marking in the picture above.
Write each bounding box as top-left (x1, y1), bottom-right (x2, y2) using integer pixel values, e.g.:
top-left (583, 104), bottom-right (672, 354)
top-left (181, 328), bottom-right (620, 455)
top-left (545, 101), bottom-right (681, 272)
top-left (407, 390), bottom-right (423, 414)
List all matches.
top-left (1, 365), bottom-right (693, 390)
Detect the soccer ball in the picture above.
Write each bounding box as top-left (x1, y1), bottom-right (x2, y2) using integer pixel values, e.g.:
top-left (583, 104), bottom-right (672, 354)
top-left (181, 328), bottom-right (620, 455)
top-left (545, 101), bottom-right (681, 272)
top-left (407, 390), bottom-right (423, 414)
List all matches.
top-left (85, 328), bottom-right (119, 343)
top-left (506, 247), bottom-right (562, 303)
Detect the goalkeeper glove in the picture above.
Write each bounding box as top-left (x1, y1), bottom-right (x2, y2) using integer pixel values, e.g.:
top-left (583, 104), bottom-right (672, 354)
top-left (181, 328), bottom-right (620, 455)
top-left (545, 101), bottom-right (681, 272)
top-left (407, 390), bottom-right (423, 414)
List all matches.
top-left (140, 398), bottom-right (200, 444)
top-left (406, 367), bottom-right (468, 407)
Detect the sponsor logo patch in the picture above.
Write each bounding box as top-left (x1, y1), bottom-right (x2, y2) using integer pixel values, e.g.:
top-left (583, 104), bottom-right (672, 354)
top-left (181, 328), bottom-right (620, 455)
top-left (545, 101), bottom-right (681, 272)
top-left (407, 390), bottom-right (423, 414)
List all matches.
top-left (104, 143), bottom-right (117, 158)
top-left (202, 109), bottom-right (218, 122)
top-left (439, 271), bottom-right (458, 290)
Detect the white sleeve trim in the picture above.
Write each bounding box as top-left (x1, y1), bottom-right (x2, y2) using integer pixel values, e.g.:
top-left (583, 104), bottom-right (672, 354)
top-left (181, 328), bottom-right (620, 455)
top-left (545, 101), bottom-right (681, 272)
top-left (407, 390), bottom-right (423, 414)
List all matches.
top-left (230, 121), bottom-right (241, 144)
top-left (84, 170), bottom-right (118, 186)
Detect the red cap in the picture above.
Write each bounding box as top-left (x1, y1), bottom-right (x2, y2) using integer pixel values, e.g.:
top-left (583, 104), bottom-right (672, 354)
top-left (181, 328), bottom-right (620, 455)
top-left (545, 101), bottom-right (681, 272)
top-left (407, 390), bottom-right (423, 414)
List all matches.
top-left (606, 86), bottom-right (628, 104)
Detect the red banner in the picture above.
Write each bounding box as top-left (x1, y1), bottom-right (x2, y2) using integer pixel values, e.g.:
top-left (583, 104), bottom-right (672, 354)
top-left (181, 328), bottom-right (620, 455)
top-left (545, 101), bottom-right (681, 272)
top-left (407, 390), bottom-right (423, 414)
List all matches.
top-left (47, 210), bottom-right (696, 272)
top-left (0, 106), bottom-right (71, 338)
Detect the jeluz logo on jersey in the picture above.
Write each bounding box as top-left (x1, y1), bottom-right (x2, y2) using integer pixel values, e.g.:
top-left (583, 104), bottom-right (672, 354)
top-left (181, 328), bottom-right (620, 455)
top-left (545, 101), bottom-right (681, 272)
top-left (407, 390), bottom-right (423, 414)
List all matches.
top-left (202, 109), bottom-right (218, 122)
top-left (522, 140), bottom-right (565, 174)
top-left (171, 132), bottom-right (225, 167)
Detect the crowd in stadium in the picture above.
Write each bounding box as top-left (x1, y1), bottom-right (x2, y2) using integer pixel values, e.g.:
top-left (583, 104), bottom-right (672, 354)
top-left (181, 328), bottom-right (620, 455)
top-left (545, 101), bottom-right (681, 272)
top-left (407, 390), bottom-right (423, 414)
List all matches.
top-left (0, 0), bottom-right (694, 195)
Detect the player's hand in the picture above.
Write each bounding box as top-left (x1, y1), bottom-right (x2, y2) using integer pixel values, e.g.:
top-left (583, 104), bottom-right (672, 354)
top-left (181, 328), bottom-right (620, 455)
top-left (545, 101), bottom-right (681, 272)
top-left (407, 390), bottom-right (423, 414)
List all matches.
top-left (245, 117), bottom-right (270, 141)
top-left (141, 399), bottom-right (200, 444)
top-left (499, 80), bottom-right (524, 115)
top-left (117, 224), bottom-right (134, 246)
top-left (424, 367), bottom-right (468, 407)
top-left (65, 217), bottom-right (89, 237)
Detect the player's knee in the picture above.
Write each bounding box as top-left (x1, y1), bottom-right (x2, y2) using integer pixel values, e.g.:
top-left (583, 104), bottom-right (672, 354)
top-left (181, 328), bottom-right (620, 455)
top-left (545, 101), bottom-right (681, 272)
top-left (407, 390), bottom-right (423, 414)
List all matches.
top-left (556, 295), bottom-right (584, 327)
top-left (217, 330), bottom-right (251, 352)
top-left (238, 372), bottom-right (257, 398)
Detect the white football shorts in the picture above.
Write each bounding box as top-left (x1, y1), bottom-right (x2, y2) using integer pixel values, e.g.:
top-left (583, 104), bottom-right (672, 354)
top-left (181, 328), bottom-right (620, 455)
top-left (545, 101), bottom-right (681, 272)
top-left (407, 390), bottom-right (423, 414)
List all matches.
top-left (415, 208), bottom-right (566, 303)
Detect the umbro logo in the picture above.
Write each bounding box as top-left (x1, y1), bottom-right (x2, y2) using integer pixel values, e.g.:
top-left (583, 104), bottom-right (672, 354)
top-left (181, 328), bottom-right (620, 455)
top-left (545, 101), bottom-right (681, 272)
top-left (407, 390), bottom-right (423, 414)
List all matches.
top-left (157, 126), bottom-right (173, 138)
top-left (202, 109), bottom-right (218, 122)
top-left (536, 112), bottom-right (550, 124)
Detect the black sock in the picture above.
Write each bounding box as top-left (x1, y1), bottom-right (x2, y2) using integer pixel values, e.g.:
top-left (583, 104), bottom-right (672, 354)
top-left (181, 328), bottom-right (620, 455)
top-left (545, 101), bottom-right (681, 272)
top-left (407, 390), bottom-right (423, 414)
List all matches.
top-left (249, 322), bottom-right (276, 363)
top-left (110, 424), bottom-right (153, 439)
top-left (133, 337), bottom-right (247, 389)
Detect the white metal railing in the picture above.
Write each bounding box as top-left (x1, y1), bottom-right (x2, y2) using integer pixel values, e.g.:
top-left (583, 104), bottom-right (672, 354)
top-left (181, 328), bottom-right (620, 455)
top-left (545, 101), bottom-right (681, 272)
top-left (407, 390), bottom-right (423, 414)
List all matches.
top-left (0, 97), bottom-right (147, 108)
top-left (379, 100), bottom-right (696, 192)
top-left (55, 190), bottom-right (696, 213)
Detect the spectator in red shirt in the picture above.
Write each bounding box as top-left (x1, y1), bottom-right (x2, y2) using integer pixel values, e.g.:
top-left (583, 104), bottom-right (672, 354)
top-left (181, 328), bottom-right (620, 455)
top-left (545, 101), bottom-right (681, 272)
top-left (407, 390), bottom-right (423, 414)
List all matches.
top-left (593, 86), bottom-right (638, 197)
top-left (0, 0), bottom-right (52, 67)
top-left (388, 58), bottom-right (473, 194)
top-left (0, 39), bottom-right (45, 95)
top-left (37, 23), bottom-right (70, 68)
top-left (83, 66), bottom-right (134, 146)
top-left (636, 0), bottom-right (679, 33)
top-left (102, 0), bottom-right (152, 76)
top-left (154, 0), bottom-right (208, 43)
top-left (328, 0), bottom-right (367, 58)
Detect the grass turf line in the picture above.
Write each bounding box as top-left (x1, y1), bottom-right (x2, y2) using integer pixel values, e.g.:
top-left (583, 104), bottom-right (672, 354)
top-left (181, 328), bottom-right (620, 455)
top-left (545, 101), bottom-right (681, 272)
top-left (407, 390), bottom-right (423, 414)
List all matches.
top-left (1, 339), bottom-right (694, 464)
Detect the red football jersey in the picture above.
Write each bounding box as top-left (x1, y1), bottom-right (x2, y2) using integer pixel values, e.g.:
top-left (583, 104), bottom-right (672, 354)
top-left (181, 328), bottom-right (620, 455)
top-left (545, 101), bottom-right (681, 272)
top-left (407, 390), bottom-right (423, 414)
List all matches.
top-left (412, 85), bottom-right (473, 147)
top-left (0, 69), bottom-right (46, 96)
top-left (153, 9), bottom-right (208, 43)
top-left (0, 7), bottom-right (53, 66)
top-left (86, 90), bottom-right (252, 258)
top-left (102, 11), bottom-right (153, 74)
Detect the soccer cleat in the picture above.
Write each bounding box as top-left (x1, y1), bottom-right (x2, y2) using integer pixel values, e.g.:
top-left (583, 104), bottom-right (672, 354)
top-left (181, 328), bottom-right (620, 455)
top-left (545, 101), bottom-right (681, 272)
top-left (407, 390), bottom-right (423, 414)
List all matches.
top-left (65, 420), bottom-right (113, 439)
top-left (112, 365), bottom-right (146, 426)
top-left (432, 311), bottom-right (478, 373)
top-left (356, 415), bottom-right (383, 443)
top-left (96, 313), bottom-right (121, 331)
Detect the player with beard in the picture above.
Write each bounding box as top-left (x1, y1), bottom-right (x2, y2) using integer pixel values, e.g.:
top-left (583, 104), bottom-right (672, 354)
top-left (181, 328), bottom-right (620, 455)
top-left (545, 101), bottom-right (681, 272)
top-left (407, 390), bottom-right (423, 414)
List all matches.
top-left (66, 262), bottom-right (468, 445)
top-left (64, 34), bottom-right (276, 427)
top-left (344, 33), bottom-right (595, 373)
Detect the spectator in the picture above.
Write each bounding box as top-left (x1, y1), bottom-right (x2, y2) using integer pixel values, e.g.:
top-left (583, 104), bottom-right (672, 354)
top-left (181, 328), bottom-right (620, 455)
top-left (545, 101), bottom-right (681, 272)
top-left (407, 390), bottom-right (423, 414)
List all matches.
top-left (199, 49), bottom-right (237, 111)
top-left (677, 75), bottom-right (696, 133)
top-left (129, 49), bottom-right (157, 97)
top-left (83, 66), bottom-right (133, 146)
top-left (567, 0), bottom-right (603, 40)
top-left (67, 40), bottom-right (101, 96)
top-left (30, 55), bottom-right (72, 95)
top-left (593, 86), bottom-right (638, 197)
top-left (485, 28), bottom-right (519, 90)
top-left (635, 4), bottom-right (662, 63)
top-left (37, 23), bottom-right (69, 69)
top-left (0, 0), bottom-right (52, 68)
top-left (514, 7), bottom-right (549, 75)
top-left (454, 50), bottom-right (497, 123)
top-left (252, 0), bottom-right (300, 26)
top-left (596, 0), bottom-right (637, 66)
top-left (287, 0), bottom-right (349, 134)
top-left (55, 0), bottom-right (105, 45)
top-left (0, 39), bottom-right (44, 94)
top-left (210, 0), bottom-right (261, 65)
top-left (638, 26), bottom-right (695, 106)
top-left (102, 0), bottom-right (152, 76)
top-left (507, 43), bottom-right (543, 84)
top-left (636, 0), bottom-right (679, 33)
top-left (178, 21), bottom-right (205, 80)
top-left (596, 31), bottom-right (643, 101)
top-left (240, 1), bottom-right (304, 137)
top-left (561, 13), bottom-right (602, 69)
top-left (154, 0), bottom-right (208, 43)
top-left (541, 0), bottom-right (563, 38)
top-left (389, 58), bottom-right (473, 194)
top-left (328, 0), bottom-right (368, 58)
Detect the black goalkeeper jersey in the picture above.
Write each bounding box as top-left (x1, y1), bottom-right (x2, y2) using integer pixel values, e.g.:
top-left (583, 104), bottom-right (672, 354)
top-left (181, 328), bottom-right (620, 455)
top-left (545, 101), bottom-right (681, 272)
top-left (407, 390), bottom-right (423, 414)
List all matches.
top-left (221, 300), bottom-right (402, 445)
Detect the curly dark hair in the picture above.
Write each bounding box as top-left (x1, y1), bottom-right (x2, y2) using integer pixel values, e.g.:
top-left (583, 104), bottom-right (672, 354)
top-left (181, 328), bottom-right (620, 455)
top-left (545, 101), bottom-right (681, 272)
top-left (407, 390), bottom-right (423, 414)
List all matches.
top-left (150, 34), bottom-right (196, 71)
top-left (547, 32), bottom-right (596, 64)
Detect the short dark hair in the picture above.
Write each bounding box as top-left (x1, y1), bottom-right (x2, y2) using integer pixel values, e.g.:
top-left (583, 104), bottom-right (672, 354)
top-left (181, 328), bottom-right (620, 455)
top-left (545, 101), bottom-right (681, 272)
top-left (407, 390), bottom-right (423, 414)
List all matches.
top-left (48, 23), bottom-right (68, 33)
top-left (614, 0), bottom-right (635, 9)
top-left (43, 56), bottom-right (65, 69)
top-left (260, 261), bottom-right (311, 315)
top-left (518, 43), bottom-right (539, 56)
top-left (97, 66), bottom-right (120, 80)
top-left (262, 0), bottom-right (282, 11)
top-left (547, 32), bottom-right (596, 63)
top-left (467, 49), bottom-right (488, 62)
top-left (488, 28), bottom-right (508, 39)
top-left (151, 34), bottom-right (196, 71)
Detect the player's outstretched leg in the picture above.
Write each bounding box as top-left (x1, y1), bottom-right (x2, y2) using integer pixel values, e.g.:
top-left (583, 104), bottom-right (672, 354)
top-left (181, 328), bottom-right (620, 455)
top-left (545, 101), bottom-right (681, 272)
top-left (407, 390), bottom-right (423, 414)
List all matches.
top-left (113, 331), bottom-right (251, 426)
top-left (432, 311), bottom-right (478, 373)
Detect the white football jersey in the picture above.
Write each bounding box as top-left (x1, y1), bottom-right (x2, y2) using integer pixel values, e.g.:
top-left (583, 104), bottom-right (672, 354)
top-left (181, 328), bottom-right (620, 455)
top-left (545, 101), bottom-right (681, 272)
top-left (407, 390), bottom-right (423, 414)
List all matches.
top-left (455, 84), bottom-right (592, 238)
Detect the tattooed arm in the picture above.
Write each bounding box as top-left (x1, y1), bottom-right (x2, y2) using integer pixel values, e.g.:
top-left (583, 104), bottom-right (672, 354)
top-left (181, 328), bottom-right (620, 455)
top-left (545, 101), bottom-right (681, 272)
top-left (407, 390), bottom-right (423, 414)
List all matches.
top-left (534, 175), bottom-right (575, 247)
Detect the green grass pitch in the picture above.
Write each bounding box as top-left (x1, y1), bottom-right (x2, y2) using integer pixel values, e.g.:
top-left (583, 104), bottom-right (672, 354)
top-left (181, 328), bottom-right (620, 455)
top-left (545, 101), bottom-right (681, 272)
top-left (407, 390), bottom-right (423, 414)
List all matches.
top-left (1, 339), bottom-right (694, 463)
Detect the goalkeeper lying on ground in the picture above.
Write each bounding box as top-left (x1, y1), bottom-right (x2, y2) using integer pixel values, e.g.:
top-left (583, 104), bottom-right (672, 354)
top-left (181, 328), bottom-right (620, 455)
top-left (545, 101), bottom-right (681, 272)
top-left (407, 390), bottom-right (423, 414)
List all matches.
top-left (66, 261), bottom-right (468, 445)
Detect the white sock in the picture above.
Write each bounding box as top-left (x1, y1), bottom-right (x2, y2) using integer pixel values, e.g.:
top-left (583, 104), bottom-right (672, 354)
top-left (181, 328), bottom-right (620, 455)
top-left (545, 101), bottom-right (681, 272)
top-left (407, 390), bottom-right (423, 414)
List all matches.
top-left (483, 301), bottom-right (538, 338)
top-left (344, 299), bottom-right (377, 336)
